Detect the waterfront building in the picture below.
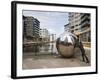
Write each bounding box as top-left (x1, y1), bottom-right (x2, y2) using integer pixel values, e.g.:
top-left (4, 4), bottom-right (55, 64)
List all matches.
top-left (23, 16), bottom-right (40, 40)
top-left (65, 12), bottom-right (90, 42)
top-left (39, 28), bottom-right (50, 41)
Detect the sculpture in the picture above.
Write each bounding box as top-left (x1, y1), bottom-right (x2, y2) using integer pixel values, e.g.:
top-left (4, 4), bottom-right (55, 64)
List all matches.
top-left (56, 31), bottom-right (89, 63)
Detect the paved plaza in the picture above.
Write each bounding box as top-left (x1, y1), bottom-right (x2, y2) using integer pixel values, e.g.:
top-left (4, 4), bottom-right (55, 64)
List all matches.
top-left (22, 47), bottom-right (91, 69)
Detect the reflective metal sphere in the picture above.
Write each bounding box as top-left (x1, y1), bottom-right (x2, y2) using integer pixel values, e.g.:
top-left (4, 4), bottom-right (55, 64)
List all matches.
top-left (56, 32), bottom-right (78, 58)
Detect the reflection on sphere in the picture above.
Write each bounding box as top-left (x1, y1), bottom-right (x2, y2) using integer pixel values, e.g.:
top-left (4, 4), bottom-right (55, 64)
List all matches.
top-left (56, 32), bottom-right (78, 58)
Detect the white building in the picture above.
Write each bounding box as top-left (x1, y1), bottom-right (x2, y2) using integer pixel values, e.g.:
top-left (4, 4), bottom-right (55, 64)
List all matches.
top-left (64, 23), bottom-right (70, 32)
top-left (39, 28), bottom-right (50, 41)
top-left (68, 12), bottom-right (81, 33)
top-left (66, 12), bottom-right (91, 42)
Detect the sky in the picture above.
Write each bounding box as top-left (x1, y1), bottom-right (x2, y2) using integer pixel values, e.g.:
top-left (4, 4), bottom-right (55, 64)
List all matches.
top-left (23, 10), bottom-right (69, 38)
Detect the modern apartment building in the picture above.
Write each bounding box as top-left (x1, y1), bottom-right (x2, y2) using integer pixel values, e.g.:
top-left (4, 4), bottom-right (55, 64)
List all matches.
top-left (23, 16), bottom-right (40, 52)
top-left (23, 16), bottom-right (40, 40)
top-left (68, 12), bottom-right (81, 33)
top-left (79, 13), bottom-right (91, 42)
top-left (65, 12), bottom-right (90, 42)
top-left (64, 23), bottom-right (70, 32)
top-left (33, 18), bottom-right (40, 37)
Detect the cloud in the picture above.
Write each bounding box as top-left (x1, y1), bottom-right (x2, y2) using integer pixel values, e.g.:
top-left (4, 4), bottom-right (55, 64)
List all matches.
top-left (48, 28), bottom-right (55, 34)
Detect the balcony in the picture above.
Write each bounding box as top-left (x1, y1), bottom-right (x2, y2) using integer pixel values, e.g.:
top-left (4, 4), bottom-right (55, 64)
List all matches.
top-left (81, 15), bottom-right (90, 23)
top-left (81, 21), bottom-right (90, 29)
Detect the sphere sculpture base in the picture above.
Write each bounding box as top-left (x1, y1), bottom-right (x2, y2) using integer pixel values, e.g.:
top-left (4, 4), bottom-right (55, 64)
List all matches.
top-left (58, 44), bottom-right (74, 58)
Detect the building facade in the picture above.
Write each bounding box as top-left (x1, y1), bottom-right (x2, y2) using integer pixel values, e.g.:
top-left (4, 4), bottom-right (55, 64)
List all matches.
top-left (23, 16), bottom-right (40, 40)
top-left (79, 13), bottom-right (91, 42)
top-left (65, 12), bottom-right (90, 42)
top-left (39, 28), bottom-right (50, 41)
top-left (23, 16), bottom-right (40, 52)
top-left (64, 23), bottom-right (70, 32)
top-left (68, 12), bottom-right (81, 33)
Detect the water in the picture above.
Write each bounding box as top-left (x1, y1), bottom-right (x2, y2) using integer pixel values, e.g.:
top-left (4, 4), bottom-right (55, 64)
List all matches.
top-left (39, 42), bottom-right (57, 54)
top-left (23, 41), bottom-right (58, 55)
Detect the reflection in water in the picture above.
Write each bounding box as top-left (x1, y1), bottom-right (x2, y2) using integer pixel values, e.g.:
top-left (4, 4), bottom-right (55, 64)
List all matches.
top-left (23, 42), bottom-right (57, 55)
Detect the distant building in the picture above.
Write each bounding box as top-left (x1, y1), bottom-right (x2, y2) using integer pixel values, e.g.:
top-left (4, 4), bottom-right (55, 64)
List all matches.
top-left (23, 16), bottom-right (40, 39)
top-left (39, 28), bottom-right (50, 41)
